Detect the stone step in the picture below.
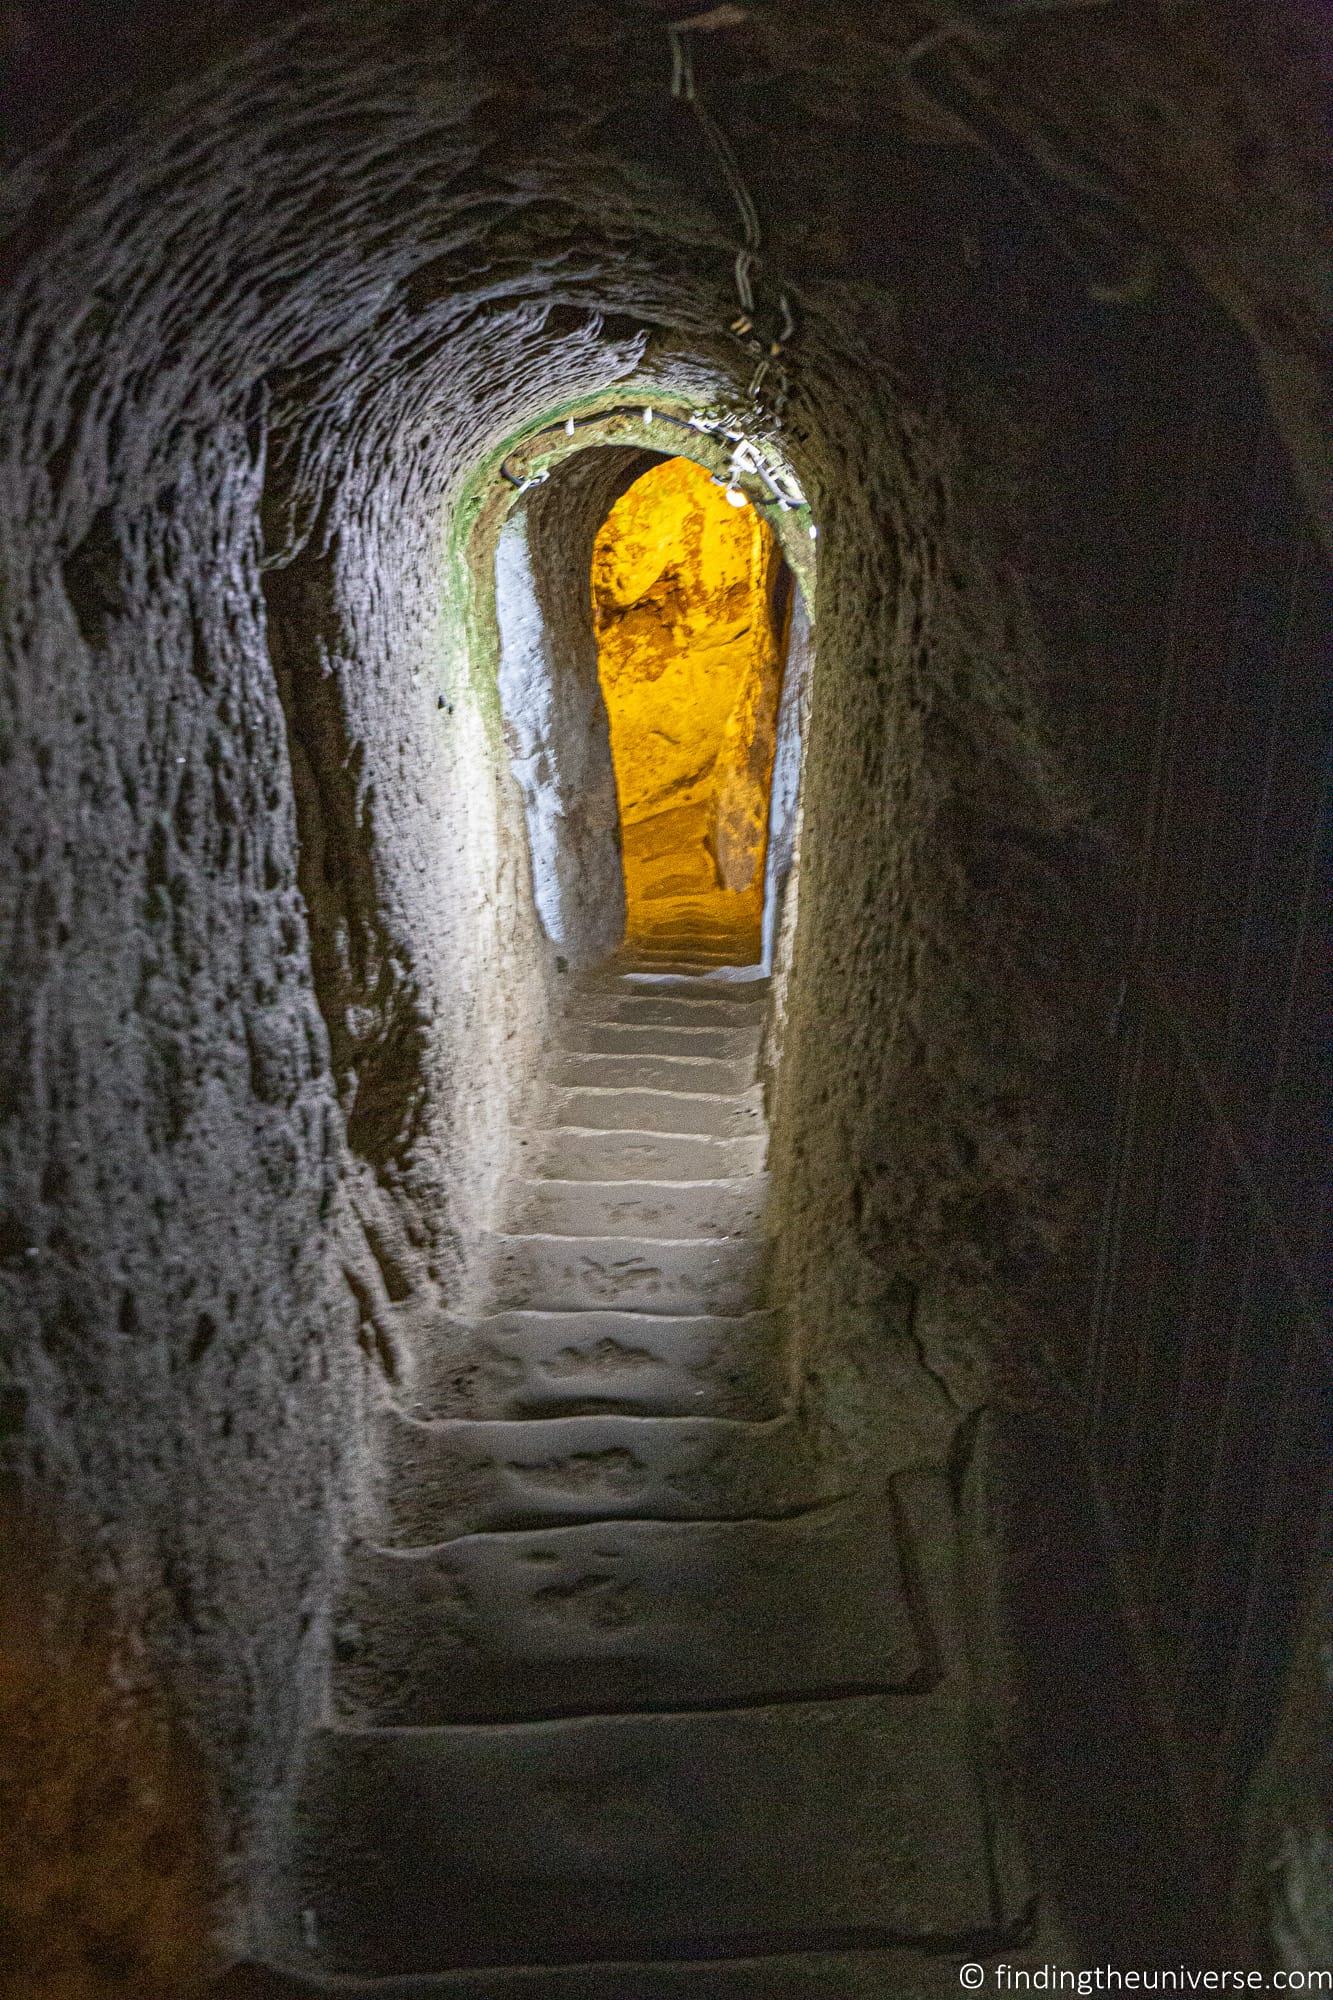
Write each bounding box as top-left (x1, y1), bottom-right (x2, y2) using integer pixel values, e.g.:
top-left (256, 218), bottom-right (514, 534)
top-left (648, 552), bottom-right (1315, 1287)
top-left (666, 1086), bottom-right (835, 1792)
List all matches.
top-left (550, 1049), bottom-right (756, 1095)
top-left (509, 1176), bottom-right (768, 1241)
top-left (568, 987), bottom-right (766, 1028)
top-left (218, 1951), bottom-right (994, 1999)
top-left (547, 1085), bottom-right (764, 1139)
top-left (620, 922), bottom-right (742, 941)
top-left (557, 1017), bottom-right (760, 1059)
top-left (411, 1307), bottom-right (788, 1422)
top-left (629, 946), bottom-right (754, 966)
top-left (537, 1128), bottom-right (766, 1182)
top-left (372, 1405), bottom-right (843, 1545)
top-left (635, 870), bottom-right (717, 901)
top-left (488, 1231), bottom-right (766, 1315)
top-left (621, 918), bottom-right (748, 937)
top-left (331, 1491), bottom-right (925, 1725)
top-left (626, 927), bottom-right (752, 951)
top-left (633, 846), bottom-right (716, 878)
top-left (620, 953), bottom-right (748, 974)
top-left (587, 969), bottom-right (769, 999)
top-left (283, 1690), bottom-right (1002, 1975)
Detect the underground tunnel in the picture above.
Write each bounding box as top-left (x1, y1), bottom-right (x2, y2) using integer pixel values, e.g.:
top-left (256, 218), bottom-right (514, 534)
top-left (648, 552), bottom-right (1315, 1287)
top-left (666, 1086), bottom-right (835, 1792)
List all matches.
top-left (0, 3), bottom-right (1328, 1996)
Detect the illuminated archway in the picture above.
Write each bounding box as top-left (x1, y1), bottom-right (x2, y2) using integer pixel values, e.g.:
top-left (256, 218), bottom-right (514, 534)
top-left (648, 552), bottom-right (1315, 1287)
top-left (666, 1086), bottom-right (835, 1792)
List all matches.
top-left (591, 456), bottom-right (789, 964)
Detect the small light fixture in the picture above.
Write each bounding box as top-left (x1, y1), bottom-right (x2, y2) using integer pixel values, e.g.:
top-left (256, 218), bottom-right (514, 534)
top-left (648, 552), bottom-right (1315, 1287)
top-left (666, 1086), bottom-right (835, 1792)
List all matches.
top-left (725, 486), bottom-right (748, 508)
top-left (643, 406), bottom-right (654, 425)
top-left (809, 522), bottom-right (818, 539)
top-left (565, 415), bottom-right (575, 436)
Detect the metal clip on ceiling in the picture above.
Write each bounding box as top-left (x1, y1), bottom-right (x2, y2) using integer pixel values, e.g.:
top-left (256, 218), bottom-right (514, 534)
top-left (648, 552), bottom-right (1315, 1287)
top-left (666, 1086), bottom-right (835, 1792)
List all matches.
top-left (501, 404), bottom-right (806, 515)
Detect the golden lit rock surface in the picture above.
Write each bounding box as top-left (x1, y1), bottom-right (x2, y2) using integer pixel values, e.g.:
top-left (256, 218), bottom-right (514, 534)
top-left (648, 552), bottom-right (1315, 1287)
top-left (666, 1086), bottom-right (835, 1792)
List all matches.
top-left (591, 456), bottom-right (785, 962)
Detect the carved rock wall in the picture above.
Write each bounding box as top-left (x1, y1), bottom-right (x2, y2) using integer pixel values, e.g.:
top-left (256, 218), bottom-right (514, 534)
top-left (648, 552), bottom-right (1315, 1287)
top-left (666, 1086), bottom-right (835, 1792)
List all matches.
top-left (0, 0), bottom-right (1324, 1973)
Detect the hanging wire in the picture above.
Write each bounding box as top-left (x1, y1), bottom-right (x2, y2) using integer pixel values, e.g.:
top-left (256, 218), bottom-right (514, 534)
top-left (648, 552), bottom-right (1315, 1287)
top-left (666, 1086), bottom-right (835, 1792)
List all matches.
top-left (1140, 420), bottom-right (1269, 1595)
top-left (668, 24), bottom-right (762, 258)
top-left (1215, 1381), bottom-right (1333, 1849)
top-left (1079, 343), bottom-right (1328, 1883)
top-left (666, 16), bottom-right (795, 420)
top-left (1169, 536), bottom-right (1311, 1668)
top-left (498, 462), bottom-right (549, 495)
top-left (1137, 421), bottom-right (1266, 1580)
top-left (899, 0), bottom-right (1116, 72)
top-left (1084, 347), bottom-right (1212, 1453)
top-left (1170, 727), bottom-right (1329, 1789)
top-left (498, 404), bottom-right (806, 512)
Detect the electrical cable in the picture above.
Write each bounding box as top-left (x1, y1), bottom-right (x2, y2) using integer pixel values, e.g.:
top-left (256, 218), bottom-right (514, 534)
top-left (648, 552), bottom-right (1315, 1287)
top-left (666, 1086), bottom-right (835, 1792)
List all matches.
top-left (666, 15), bottom-right (796, 421)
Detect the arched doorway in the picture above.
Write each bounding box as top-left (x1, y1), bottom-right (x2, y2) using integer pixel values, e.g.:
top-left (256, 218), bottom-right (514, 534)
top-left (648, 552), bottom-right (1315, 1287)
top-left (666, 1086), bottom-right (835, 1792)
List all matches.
top-left (591, 455), bottom-right (790, 967)
top-left (491, 428), bottom-right (813, 977)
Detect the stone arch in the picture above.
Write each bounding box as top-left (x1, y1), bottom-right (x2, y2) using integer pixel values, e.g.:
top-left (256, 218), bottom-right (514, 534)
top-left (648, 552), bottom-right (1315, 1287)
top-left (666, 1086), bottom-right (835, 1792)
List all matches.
top-left (486, 423), bottom-right (815, 971)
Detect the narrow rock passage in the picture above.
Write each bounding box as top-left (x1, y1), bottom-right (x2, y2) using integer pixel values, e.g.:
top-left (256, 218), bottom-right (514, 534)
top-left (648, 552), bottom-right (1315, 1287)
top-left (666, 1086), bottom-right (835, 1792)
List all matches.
top-left (273, 949), bottom-right (1030, 1995)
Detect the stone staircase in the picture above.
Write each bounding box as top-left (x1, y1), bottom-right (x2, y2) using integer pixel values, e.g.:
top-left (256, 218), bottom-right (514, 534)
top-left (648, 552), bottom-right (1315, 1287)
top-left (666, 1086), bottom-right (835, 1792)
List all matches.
top-left (619, 803), bottom-right (764, 969)
top-left (258, 953), bottom-right (1031, 1997)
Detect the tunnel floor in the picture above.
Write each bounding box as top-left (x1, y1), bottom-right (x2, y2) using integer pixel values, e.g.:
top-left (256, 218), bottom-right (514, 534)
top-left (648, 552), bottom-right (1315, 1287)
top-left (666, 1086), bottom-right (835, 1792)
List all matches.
top-left (261, 947), bottom-right (1032, 1995)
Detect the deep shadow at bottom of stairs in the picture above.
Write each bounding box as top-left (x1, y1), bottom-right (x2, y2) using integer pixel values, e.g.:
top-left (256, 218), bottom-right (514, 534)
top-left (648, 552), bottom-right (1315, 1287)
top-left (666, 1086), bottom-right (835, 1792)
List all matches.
top-left (211, 1939), bottom-right (1020, 1999)
top-left (214, 1406), bottom-right (1225, 1994)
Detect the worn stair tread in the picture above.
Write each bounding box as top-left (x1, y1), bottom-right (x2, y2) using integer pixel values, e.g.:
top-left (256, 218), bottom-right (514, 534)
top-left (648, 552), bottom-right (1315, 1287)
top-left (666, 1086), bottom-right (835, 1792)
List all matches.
top-left (624, 926), bottom-right (749, 945)
top-left (332, 1493), bottom-right (924, 1724)
top-left (487, 1230), bottom-right (767, 1315)
top-left (618, 958), bottom-right (753, 973)
top-left (550, 1049), bottom-right (758, 1094)
top-left (567, 991), bottom-right (767, 1030)
top-left (622, 948), bottom-right (757, 969)
top-left (547, 1084), bottom-right (764, 1138)
top-left (233, 1947), bottom-right (983, 1999)
top-left (572, 972), bottom-right (768, 996)
top-left (620, 957), bottom-right (750, 975)
top-left (557, 1018), bottom-right (761, 1059)
top-left (582, 969), bottom-right (769, 998)
top-left (374, 1404), bottom-right (843, 1544)
top-left (633, 929), bottom-right (748, 942)
top-left (537, 1128), bottom-right (766, 1183)
top-left (411, 1307), bottom-right (787, 1422)
top-left (509, 1176), bottom-right (769, 1241)
top-left (633, 949), bottom-right (757, 964)
top-left (617, 928), bottom-right (746, 943)
top-left (631, 917), bottom-right (751, 936)
top-left (571, 991), bottom-right (767, 1020)
top-left (286, 1691), bottom-right (1001, 1974)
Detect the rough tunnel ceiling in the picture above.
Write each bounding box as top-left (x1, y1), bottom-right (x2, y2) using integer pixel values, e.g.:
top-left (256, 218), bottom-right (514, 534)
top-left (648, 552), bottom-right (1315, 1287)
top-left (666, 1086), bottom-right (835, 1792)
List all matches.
top-left (0, 0), bottom-right (1327, 1981)
top-left (1, 0), bottom-right (1323, 541)
top-left (592, 456), bottom-right (784, 963)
